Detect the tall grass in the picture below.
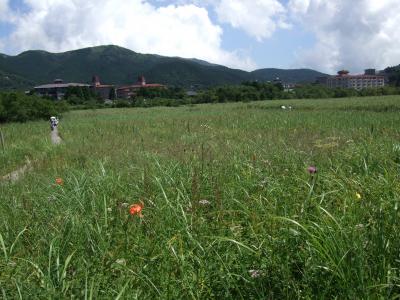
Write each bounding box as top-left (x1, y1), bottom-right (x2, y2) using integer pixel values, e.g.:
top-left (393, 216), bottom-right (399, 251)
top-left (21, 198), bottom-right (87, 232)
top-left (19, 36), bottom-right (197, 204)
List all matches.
top-left (1, 95), bottom-right (400, 298)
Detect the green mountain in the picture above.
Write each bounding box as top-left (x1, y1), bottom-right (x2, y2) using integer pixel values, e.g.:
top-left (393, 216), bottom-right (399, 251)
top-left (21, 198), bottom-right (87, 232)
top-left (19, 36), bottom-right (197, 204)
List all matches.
top-left (0, 70), bottom-right (35, 90)
top-left (249, 68), bottom-right (327, 83)
top-left (0, 45), bottom-right (327, 90)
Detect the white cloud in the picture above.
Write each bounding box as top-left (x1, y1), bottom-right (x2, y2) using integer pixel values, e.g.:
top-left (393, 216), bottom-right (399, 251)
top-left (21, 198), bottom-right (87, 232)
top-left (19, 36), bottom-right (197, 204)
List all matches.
top-left (214, 0), bottom-right (289, 41)
top-left (0, 0), bottom-right (9, 20)
top-left (1, 0), bottom-right (256, 70)
top-left (289, 0), bottom-right (400, 73)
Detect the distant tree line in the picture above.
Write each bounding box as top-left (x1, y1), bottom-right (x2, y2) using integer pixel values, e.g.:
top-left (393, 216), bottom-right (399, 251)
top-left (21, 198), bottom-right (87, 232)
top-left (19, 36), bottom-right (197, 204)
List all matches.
top-left (384, 65), bottom-right (400, 86)
top-left (192, 82), bottom-right (400, 104)
top-left (97, 82), bottom-right (400, 108)
top-left (3, 80), bottom-right (400, 123)
top-left (0, 92), bottom-right (68, 123)
top-left (64, 86), bottom-right (103, 106)
top-left (136, 87), bottom-right (186, 99)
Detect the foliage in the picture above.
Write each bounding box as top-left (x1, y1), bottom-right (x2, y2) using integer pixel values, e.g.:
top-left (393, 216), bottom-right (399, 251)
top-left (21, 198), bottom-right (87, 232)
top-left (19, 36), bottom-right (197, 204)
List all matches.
top-left (0, 92), bottom-right (69, 123)
top-left (108, 87), bottom-right (116, 100)
top-left (194, 82), bottom-right (282, 104)
top-left (0, 70), bottom-right (35, 90)
top-left (191, 82), bottom-right (400, 105)
top-left (64, 86), bottom-right (95, 104)
top-left (384, 65), bottom-right (400, 86)
top-left (1, 96), bottom-right (400, 298)
top-left (136, 87), bottom-right (185, 99)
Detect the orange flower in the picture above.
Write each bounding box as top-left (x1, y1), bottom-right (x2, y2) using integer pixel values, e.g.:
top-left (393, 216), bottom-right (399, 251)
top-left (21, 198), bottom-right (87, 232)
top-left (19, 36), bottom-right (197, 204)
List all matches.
top-left (55, 178), bottom-right (64, 186)
top-left (129, 202), bottom-right (144, 218)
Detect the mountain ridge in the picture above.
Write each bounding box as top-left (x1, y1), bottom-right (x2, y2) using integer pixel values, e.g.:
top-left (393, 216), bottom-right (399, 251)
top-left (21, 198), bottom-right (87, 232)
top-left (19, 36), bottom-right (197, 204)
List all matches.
top-left (0, 45), bottom-right (328, 90)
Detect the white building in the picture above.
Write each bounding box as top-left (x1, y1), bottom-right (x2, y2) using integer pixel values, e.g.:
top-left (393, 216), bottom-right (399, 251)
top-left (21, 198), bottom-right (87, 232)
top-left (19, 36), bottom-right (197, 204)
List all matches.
top-left (323, 70), bottom-right (385, 90)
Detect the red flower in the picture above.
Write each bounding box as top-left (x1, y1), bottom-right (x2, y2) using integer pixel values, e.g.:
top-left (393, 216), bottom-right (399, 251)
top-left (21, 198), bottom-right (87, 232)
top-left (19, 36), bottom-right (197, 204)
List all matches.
top-left (129, 202), bottom-right (144, 218)
top-left (55, 178), bottom-right (64, 185)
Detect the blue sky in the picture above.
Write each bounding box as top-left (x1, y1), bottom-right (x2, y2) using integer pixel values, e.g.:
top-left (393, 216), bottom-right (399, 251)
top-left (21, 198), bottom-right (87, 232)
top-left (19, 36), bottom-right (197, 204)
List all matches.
top-left (0, 0), bottom-right (399, 73)
top-left (145, 0), bottom-right (316, 69)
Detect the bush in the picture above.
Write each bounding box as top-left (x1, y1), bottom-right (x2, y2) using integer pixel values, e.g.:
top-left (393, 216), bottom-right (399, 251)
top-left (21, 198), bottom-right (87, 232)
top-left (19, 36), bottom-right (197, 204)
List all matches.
top-left (0, 92), bottom-right (69, 123)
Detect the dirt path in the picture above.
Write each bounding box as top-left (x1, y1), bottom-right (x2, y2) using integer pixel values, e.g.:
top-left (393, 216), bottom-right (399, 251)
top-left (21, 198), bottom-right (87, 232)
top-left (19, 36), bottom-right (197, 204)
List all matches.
top-left (1, 158), bottom-right (33, 183)
top-left (1, 126), bottom-right (62, 184)
top-left (51, 127), bottom-right (62, 145)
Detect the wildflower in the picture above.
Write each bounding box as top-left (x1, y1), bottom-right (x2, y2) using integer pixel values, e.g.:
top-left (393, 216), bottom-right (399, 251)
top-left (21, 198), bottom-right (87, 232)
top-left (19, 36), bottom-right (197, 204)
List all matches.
top-left (307, 166), bottom-right (317, 174)
top-left (230, 225), bottom-right (243, 237)
top-left (249, 269), bottom-right (263, 278)
top-left (129, 202), bottom-right (144, 217)
top-left (199, 199), bottom-right (211, 206)
top-left (356, 192), bottom-right (362, 200)
top-left (8, 261), bottom-right (17, 267)
top-left (200, 124), bottom-right (212, 130)
top-left (47, 195), bottom-right (56, 201)
top-left (120, 202), bottom-right (129, 208)
top-left (55, 178), bottom-right (64, 185)
top-left (107, 207), bottom-right (112, 212)
top-left (115, 258), bottom-right (126, 266)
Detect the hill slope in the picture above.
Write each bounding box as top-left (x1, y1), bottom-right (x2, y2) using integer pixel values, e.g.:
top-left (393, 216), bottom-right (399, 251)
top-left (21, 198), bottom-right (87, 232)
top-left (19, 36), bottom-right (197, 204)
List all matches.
top-left (383, 65), bottom-right (400, 86)
top-left (0, 45), bottom-right (327, 90)
top-left (250, 68), bottom-right (326, 83)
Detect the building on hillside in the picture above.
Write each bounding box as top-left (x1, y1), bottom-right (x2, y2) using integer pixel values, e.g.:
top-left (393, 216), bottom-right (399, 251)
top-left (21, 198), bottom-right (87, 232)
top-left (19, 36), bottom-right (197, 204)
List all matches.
top-left (91, 76), bottom-right (115, 100)
top-left (283, 83), bottom-right (296, 92)
top-left (34, 77), bottom-right (115, 100)
top-left (270, 77), bottom-right (297, 92)
top-left (34, 79), bottom-right (90, 100)
top-left (186, 90), bottom-right (198, 97)
top-left (319, 69), bottom-right (385, 90)
top-left (272, 77), bottom-right (282, 85)
top-left (116, 75), bottom-right (166, 99)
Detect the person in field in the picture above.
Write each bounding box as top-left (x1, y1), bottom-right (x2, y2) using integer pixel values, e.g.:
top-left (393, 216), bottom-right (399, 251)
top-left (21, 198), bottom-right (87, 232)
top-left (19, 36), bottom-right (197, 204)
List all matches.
top-left (50, 116), bottom-right (59, 130)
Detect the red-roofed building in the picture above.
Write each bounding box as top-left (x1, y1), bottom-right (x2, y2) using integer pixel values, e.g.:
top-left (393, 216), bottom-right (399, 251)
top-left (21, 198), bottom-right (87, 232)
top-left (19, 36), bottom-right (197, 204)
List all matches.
top-left (116, 75), bottom-right (166, 99)
top-left (322, 69), bottom-right (385, 90)
top-left (91, 76), bottom-right (115, 99)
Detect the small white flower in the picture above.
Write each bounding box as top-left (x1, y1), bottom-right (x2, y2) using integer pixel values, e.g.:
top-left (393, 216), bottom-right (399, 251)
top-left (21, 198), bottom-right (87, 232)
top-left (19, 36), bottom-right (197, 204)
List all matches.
top-left (230, 225), bottom-right (243, 237)
top-left (200, 124), bottom-right (212, 130)
top-left (116, 258), bottom-right (126, 266)
top-left (120, 203), bottom-right (129, 208)
top-left (47, 195), bottom-right (56, 201)
top-left (199, 199), bottom-right (211, 206)
top-left (107, 207), bottom-right (112, 212)
top-left (8, 261), bottom-right (17, 267)
top-left (249, 269), bottom-right (263, 278)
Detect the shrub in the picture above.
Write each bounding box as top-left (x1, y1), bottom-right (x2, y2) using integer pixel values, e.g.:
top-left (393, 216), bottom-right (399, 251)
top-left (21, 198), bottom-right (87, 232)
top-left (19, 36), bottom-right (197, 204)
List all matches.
top-left (0, 92), bottom-right (69, 123)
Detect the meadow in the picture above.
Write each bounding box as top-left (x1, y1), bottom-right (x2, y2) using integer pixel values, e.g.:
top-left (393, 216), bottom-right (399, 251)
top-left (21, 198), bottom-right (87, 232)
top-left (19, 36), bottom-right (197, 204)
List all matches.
top-left (1, 96), bottom-right (400, 299)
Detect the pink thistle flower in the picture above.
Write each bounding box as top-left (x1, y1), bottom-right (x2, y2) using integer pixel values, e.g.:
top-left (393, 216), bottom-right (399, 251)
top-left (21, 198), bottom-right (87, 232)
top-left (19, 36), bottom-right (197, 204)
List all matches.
top-left (307, 166), bottom-right (317, 174)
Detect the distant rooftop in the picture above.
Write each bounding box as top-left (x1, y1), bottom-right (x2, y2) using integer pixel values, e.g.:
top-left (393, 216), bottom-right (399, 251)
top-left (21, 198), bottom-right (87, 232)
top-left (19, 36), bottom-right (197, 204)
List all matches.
top-left (34, 82), bottom-right (90, 89)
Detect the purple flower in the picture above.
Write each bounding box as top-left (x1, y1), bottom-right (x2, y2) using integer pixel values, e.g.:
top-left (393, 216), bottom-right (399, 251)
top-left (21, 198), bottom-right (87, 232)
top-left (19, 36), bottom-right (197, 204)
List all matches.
top-left (308, 166), bottom-right (317, 174)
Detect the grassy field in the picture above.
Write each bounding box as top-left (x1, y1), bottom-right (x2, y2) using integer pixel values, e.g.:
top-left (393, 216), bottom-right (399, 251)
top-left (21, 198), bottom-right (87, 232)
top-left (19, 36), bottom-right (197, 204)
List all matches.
top-left (1, 96), bottom-right (400, 298)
